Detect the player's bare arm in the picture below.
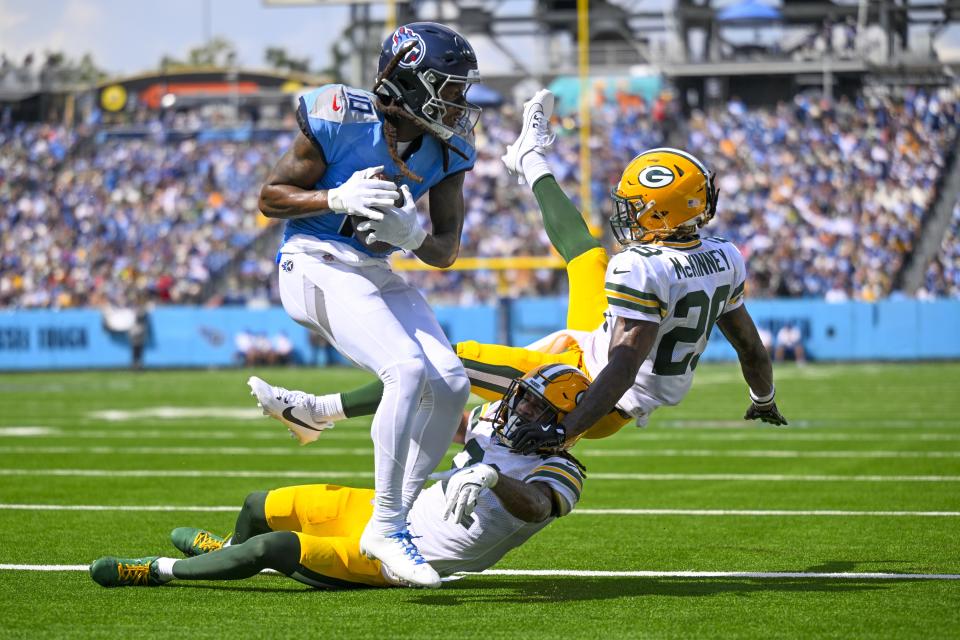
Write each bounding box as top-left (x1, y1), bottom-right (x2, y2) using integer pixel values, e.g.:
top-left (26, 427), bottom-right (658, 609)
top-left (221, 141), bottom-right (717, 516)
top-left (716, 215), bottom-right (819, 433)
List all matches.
top-left (717, 306), bottom-right (788, 425)
top-left (490, 476), bottom-right (554, 523)
top-left (414, 170), bottom-right (466, 268)
top-left (559, 317), bottom-right (660, 440)
top-left (258, 132), bottom-right (330, 219)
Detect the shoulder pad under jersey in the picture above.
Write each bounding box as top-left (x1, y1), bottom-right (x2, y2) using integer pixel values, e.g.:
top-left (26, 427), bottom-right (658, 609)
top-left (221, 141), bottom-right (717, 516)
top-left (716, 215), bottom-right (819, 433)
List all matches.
top-left (303, 84), bottom-right (381, 126)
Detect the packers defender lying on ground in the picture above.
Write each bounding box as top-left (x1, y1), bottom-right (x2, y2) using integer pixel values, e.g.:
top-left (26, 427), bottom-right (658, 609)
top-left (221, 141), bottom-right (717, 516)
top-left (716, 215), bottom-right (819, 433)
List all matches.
top-left (250, 89), bottom-right (786, 455)
top-left (90, 365), bottom-right (590, 589)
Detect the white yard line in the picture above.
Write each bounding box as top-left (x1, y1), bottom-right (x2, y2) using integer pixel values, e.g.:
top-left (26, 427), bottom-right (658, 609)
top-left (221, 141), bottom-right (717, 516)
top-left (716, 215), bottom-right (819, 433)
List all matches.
top-left (0, 468), bottom-right (958, 482)
top-left (0, 468), bottom-right (372, 479)
top-left (476, 569), bottom-right (960, 580)
top-left (2, 564), bottom-right (958, 580)
top-left (0, 503), bottom-right (237, 512)
top-left (2, 503), bottom-right (958, 517)
top-left (654, 420), bottom-right (960, 430)
top-left (86, 408), bottom-right (264, 421)
top-left (5, 428), bottom-right (960, 443)
top-left (589, 472), bottom-right (960, 482)
top-left (582, 449), bottom-right (960, 459)
top-left (0, 445), bottom-right (371, 456)
top-left (573, 508), bottom-right (960, 516)
top-left (612, 432), bottom-right (960, 442)
top-left (4, 444), bottom-right (960, 459)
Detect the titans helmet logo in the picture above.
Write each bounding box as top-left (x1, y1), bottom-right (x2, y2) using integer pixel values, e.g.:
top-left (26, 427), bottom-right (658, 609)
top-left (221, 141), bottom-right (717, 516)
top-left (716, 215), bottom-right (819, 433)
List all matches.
top-left (391, 26), bottom-right (426, 69)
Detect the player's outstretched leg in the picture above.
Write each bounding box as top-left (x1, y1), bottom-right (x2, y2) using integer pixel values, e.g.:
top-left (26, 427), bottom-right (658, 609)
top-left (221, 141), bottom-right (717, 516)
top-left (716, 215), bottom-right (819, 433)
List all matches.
top-left (248, 376), bottom-right (341, 444)
top-left (502, 88), bottom-right (601, 264)
top-left (90, 531), bottom-right (303, 588)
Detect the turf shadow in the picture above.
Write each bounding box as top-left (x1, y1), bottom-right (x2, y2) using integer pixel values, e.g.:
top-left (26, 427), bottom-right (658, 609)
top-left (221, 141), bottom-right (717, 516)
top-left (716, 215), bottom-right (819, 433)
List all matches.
top-left (403, 576), bottom-right (890, 606)
top-left (172, 582), bottom-right (314, 594)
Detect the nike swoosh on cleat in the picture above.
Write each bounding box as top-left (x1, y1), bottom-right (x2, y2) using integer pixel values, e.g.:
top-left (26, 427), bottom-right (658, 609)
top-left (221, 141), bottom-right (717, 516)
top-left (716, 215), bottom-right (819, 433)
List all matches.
top-left (281, 407), bottom-right (323, 432)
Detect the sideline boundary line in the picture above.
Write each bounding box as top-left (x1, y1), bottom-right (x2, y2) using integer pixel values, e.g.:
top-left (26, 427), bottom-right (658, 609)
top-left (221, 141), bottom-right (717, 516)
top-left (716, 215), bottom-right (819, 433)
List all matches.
top-left (2, 469), bottom-right (960, 482)
top-left (2, 503), bottom-right (960, 517)
top-left (3, 565), bottom-right (958, 580)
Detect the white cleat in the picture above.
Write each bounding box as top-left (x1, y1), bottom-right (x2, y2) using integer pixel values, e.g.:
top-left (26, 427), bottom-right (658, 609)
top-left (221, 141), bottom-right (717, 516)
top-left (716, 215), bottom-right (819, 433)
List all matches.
top-left (247, 376), bottom-right (334, 445)
top-left (360, 527), bottom-right (441, 589)
top-left (501, 88), bottom-right (556, 182)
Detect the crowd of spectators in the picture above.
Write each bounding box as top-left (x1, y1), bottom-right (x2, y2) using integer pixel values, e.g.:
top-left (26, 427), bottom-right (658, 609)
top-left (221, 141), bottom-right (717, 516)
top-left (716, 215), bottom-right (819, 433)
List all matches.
top-left (685, 88), bottom-right (958, 301)
top-left (920, 199), bottom-right (960, 298)
top-left (408, 86), bottom-right (959, 304)
top-left (0, 123), bottom-right (283, 307)
top-left (1, 85), bottom-right (958, 310)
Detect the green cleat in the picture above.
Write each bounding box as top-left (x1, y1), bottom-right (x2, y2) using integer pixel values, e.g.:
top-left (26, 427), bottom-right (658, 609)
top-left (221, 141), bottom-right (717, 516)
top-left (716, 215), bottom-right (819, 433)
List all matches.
top-left (171, 527), bottom-right (227, 557)
top-left (89, 556), bottom-right (166, 587)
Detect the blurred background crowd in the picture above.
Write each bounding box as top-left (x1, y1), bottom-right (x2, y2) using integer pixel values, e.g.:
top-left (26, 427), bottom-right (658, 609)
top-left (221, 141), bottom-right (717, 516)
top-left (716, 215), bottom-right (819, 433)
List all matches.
top-left (1, 86), bottom-right (958, 309)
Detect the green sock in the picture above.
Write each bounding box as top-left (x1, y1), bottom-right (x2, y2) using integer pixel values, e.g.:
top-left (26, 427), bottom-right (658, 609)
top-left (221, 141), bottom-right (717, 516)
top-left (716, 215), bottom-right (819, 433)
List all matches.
top-left (341, 379), bottom-right (385, 418)
top-left (172, 531), bottom-right (300, 580)
top-left (531, 175), bottom-right (601, 263)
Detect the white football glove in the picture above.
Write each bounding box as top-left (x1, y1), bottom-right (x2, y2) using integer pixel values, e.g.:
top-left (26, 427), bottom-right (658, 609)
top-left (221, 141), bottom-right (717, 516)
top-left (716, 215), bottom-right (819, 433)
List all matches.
top-left (428, 463), bottom-right (499, 525)
top-left (355, 184), bottom-right (427, 251)
top-left (326, 165), bottom-right (398, 221)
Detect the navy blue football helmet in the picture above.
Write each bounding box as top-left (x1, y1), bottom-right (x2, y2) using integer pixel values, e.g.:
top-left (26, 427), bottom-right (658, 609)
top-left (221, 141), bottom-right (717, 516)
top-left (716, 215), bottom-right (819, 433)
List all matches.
top-left (375, 22), bottom-right (481, 140)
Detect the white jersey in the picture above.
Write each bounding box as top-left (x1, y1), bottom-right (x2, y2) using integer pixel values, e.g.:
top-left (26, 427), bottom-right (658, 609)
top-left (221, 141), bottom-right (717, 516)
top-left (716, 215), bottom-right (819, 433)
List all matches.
top-left (408, 402), bottom-right (585, 576)
top-left (580, 236), bottom-right (746, 423)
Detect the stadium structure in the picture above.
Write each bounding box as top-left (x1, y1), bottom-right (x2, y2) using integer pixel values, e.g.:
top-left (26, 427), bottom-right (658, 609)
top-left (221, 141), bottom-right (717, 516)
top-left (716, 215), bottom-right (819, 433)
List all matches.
top-left (0, 0), bottom-right (958, 367)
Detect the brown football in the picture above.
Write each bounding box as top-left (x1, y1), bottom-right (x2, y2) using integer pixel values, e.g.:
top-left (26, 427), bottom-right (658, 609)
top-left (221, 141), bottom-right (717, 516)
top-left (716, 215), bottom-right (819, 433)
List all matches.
top-left (352, 173), bottom-right (402, 254)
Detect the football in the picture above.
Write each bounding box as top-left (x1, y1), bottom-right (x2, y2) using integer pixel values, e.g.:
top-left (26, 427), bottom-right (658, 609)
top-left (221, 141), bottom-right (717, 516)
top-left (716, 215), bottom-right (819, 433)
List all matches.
top-left (352, 172), bottom-right (402, 254)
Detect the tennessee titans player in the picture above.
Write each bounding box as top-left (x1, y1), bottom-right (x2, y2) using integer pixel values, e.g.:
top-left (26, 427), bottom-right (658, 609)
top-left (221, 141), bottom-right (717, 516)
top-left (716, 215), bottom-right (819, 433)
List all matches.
top-left (251, 22), bottom-right (481, 588)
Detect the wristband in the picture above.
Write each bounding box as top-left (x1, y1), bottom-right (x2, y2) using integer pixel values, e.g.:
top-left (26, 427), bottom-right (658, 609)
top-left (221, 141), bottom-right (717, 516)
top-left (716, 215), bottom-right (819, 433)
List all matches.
top-left (750, 385), bottom-right (775, 405)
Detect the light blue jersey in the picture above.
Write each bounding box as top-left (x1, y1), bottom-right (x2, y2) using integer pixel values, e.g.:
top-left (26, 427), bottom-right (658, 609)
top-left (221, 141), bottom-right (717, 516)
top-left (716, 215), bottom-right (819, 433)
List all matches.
top-left (281, 83), bottom-right (476, 258)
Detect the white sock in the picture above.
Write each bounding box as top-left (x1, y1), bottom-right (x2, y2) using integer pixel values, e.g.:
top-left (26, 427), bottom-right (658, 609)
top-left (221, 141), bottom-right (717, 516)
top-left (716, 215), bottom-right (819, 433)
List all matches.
top-left (521, 151), bottom-right (552, 187)
top-left (154, 557), bottom-right (177, 582)
top-left (222, 536), bottom-right (233, 548)
top-left (311, 393), bottom-right (346, 422)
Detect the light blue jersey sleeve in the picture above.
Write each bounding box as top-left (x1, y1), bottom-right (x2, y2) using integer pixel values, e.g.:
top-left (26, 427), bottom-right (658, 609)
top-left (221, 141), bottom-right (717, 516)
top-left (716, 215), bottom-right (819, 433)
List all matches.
top-left (296, 84), bottom-right (380, 167)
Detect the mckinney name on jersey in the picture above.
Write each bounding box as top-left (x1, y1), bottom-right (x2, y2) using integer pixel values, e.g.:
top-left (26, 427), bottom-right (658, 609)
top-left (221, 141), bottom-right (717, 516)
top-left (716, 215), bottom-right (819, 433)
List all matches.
top-left (581, 236), bottom-right (747, 424)
top-left (407, 402), bottom-right (584, 575)
top-left (279, 84), bottom-right (477, 261)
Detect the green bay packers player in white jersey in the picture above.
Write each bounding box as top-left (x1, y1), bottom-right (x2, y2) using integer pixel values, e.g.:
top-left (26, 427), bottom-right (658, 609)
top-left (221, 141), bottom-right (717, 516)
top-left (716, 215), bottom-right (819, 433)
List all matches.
top-left (89, 365), bottom-right (589, 590)
top-left (255, 89), bottom-right (786, 454)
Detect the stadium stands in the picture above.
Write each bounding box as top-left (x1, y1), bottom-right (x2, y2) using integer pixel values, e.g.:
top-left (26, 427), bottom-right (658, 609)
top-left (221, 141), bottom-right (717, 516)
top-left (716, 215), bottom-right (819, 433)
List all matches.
top-left (921, 199), bottom-right (960, 298)
top-left (0, 123), bottom-right (284, 307)
top-left (1, 87), bottom-right (957, 309)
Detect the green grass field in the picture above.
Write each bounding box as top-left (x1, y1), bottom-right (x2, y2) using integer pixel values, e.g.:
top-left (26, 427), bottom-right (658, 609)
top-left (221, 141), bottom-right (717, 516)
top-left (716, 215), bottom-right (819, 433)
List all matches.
top-left (1, 362), bottom-right (959, 639)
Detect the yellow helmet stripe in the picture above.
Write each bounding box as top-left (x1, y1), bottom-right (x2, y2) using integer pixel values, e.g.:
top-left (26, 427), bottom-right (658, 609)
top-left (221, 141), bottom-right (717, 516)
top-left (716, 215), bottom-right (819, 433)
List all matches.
top-left (640, 146), bottom-right (711, 177)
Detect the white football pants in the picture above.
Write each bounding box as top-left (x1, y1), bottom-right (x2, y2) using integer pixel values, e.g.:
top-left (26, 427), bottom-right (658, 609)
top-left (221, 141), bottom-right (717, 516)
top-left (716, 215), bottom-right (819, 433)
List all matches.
top-left (278, 252), bottom-right (470, 534)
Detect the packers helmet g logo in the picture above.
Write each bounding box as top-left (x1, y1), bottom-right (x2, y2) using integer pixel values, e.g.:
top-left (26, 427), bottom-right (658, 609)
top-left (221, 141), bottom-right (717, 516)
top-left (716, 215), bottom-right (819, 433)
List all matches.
top-left (637, 166), bottom-right (675, 188)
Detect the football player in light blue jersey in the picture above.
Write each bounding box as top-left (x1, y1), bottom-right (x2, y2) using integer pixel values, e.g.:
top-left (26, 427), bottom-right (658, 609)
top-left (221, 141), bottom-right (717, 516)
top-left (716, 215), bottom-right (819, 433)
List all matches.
top-left (250, 22), bottom-right (482, 588)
